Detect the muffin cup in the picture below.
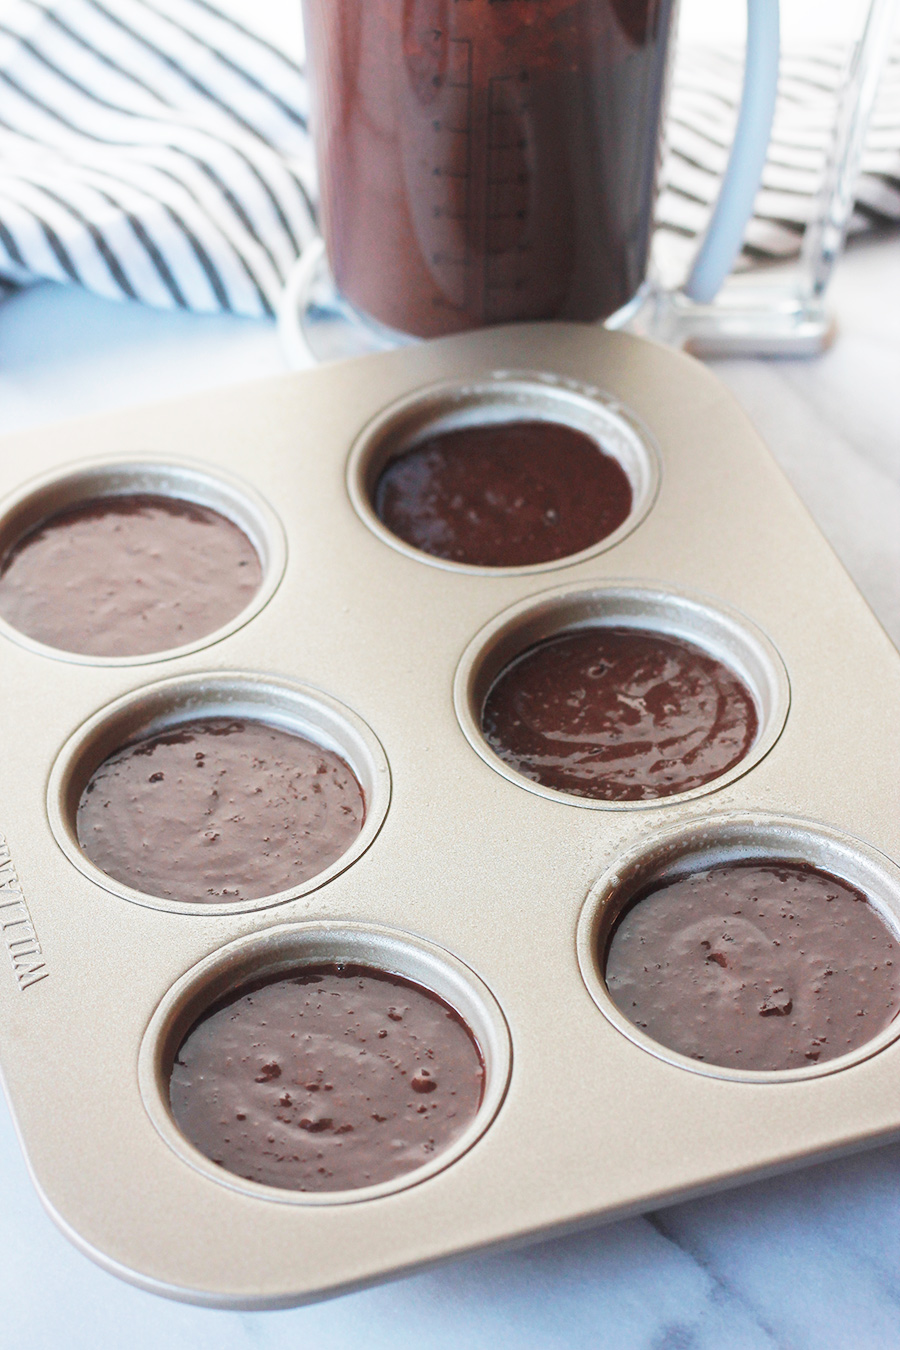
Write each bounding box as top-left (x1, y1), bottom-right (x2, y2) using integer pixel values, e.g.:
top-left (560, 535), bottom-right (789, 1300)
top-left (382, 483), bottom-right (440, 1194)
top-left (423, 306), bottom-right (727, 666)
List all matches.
top-left (138, 921), bottom-right (512, 1205)
top-left (576, 812), bottom-right (900, 1083)
top-left (346, 373), bottom-right (660, 575)
top-left (454, 581), bottom-right (790, 809)
top-left (0, 456), bottom-right (286, 664)
top-left (47, 672), bottom-right (391, 915)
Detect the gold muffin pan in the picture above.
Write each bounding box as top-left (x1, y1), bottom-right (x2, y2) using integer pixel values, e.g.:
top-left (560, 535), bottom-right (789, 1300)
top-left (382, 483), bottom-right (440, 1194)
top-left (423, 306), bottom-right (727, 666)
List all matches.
top-left (0, 324), bottom-right (899, 1307)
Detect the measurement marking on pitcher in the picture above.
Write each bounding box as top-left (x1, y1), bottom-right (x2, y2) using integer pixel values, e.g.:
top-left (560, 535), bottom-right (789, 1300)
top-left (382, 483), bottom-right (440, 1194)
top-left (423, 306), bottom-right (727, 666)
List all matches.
top-left (485, 72), bottom-right (532, 316)
top-left (429, 36), bottom-right (473, 311)
top-left (0, 834), bottom-right (48, 990)
top-left (461, 36), bottom-right (473, 294)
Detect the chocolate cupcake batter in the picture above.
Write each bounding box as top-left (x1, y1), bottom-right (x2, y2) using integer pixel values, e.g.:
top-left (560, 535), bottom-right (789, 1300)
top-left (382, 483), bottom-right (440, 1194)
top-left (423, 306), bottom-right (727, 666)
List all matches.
top-left (77, 718), bottom-right (365, 903)
top-left (605, 861), bottom-right (900, 1071)
top-left (481, 627), bottom-right (758, 800)
top-left (375, 421), bottom-right (633, 567)
top-left (0, 493), bottom-right (262, 657)
top-left (170, 964), bottom-right (486, 1192)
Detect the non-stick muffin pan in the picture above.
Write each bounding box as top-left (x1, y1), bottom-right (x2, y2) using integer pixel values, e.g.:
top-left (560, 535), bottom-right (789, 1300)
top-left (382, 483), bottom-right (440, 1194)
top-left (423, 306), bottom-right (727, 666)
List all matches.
top-left (1, 324), bottom-right (900, 1307)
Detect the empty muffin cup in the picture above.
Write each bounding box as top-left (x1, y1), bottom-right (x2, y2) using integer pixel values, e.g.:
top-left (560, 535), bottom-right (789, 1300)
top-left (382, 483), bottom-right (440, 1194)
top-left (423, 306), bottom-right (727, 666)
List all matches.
top-left (454, 583), bottom-right (790, 809)
top-left (577, 814), bottom-right (900, 1082)
top-left (347, 375), bottom-right (659, 574)
top-left (138, 922), bottom-right (512, 1203)
top-left (48, 673), bottom-right (391, 915)
top-left (0, 458), bottom-right (286, 662)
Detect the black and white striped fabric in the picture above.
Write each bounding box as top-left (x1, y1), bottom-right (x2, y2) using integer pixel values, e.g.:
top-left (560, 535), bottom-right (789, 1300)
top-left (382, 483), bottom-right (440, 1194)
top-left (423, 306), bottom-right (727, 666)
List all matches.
top-left (0, 0), bottom-right (316, 316)
top-left (0, 1), bottom-right (897, 318)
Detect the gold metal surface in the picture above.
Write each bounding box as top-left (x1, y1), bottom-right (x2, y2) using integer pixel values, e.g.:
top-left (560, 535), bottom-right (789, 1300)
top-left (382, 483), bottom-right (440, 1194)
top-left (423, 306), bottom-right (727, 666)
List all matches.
top-left (0, 324), bottom-right (899, 1307)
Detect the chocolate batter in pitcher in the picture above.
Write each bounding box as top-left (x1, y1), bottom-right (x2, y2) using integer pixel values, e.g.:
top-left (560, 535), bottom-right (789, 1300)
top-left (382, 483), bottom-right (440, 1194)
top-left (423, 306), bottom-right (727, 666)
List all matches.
top-left (303, 0), bottom-right (675, 335)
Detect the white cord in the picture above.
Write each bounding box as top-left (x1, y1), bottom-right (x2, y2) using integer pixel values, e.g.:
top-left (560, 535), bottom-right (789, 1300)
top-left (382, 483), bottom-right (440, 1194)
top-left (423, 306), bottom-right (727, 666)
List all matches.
top-left (277, 237), bottom-right (325, 369)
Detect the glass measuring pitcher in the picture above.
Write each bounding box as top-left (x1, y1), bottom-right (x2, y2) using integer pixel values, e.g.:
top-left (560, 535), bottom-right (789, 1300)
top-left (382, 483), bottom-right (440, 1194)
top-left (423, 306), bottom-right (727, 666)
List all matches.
top-left (295, 0), bottom-right (778, 358)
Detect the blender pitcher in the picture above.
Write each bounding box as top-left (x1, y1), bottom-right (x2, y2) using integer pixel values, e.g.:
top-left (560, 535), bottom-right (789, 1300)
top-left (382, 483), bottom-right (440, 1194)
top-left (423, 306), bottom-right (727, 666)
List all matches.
top-left (289, 0), bottom-right (779, 361)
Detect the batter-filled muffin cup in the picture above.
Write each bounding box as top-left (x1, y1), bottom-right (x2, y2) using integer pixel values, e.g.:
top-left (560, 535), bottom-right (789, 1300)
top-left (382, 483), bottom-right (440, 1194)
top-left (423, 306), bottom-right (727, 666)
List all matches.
top-left (170, 963), bottom-right (486, 1193)
top-left (0, 459), bottom-right (285, 662)
top-left (577, 815), bottom-right (900, 1081)
top-left (77, 716), bottom-right (365, 903)
top-left (139, 923), bottom-right (512, 1202)
top-left (347, 377), bottom-right (660, 574)
top-left (48, 674), bottom-right (391, 914)
top-left (455, 583), bottom-right (790, 808)
top-left (481, 626), bottom-right (758, 801)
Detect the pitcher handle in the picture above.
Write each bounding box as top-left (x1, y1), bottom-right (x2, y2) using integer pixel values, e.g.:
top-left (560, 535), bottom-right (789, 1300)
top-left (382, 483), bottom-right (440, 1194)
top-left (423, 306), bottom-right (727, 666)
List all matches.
top-left (682, 0), bottom-right (780, 304)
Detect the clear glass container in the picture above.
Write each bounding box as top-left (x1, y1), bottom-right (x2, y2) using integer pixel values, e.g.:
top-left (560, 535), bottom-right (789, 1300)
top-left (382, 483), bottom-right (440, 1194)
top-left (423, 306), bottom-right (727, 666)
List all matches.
top-left (640, 0), bottom-right (900, 356)
top-left (286, 0), bottom-right (779, 364)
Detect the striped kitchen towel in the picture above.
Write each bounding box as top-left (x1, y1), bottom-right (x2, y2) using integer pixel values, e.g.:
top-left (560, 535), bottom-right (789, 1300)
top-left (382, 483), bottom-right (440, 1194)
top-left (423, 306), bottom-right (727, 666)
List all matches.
top-left (0, 0), bottom-right (897, 318)
top-left (0, 0), bottom-right (316, 316)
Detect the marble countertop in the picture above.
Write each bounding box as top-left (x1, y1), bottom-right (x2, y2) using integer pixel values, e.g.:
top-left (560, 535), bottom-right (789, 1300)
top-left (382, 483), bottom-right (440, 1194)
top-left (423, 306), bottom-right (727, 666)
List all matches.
top-left (1, 231), bottom-right (899, 1349)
